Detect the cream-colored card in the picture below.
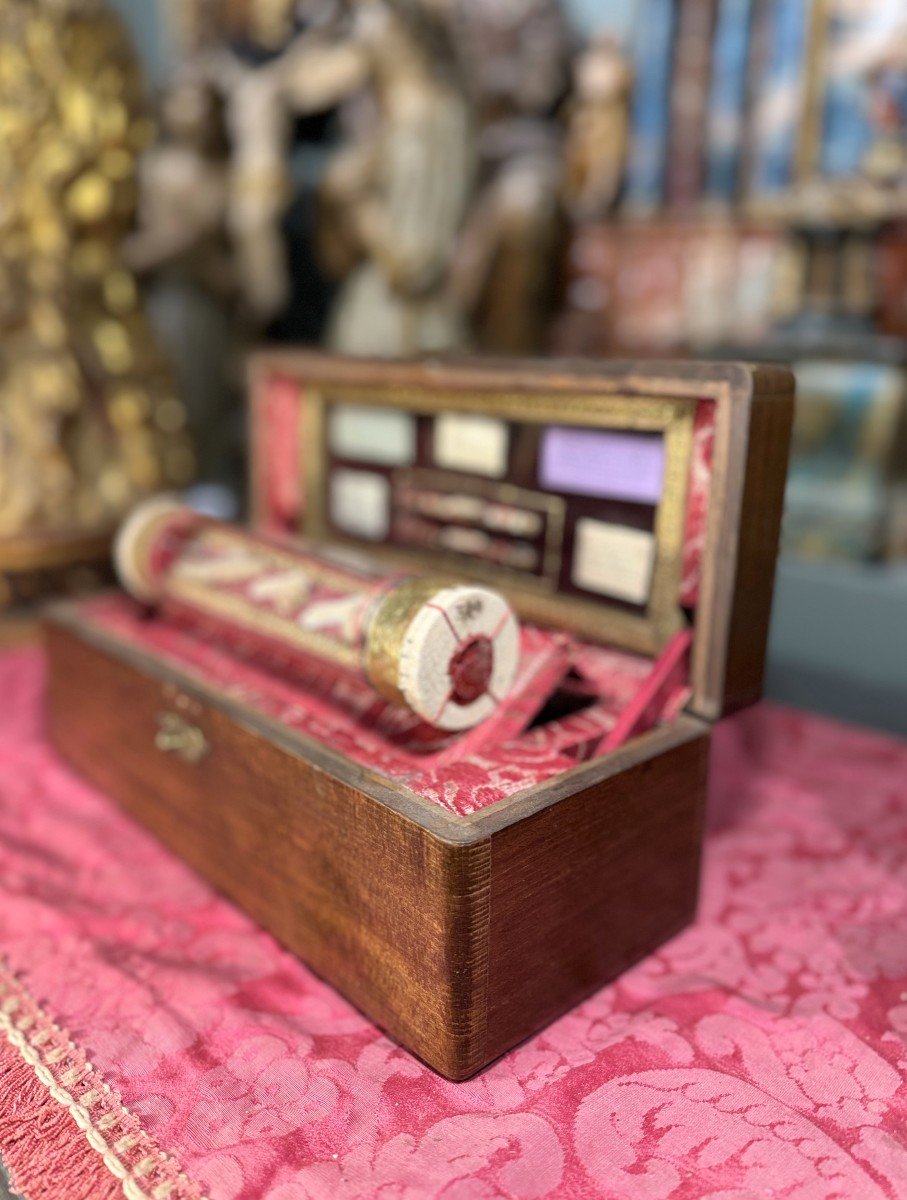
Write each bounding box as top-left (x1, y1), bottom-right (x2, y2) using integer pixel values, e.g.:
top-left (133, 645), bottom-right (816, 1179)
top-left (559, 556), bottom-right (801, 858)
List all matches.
top-left (329, 470), bottom-right (391, 540)
top-left (433, 414), bottom-right (509, 477)
top-left (572, 518), bottom-right (656, 604)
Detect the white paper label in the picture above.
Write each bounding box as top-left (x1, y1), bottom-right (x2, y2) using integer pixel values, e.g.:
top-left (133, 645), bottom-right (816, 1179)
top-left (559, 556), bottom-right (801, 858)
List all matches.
top-left (330, 470), bottom-right (390, 540)
top-left (572, 518), bottom-right (656, 605)
top-left (433, 414), bottom-right (509, 478)
top-left (329, 405), bottom-right (416, 466)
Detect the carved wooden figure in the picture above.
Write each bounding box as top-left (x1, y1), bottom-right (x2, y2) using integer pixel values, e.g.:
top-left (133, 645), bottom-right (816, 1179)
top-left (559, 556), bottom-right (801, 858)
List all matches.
top-left (563, 35), bottom-right (634, 221)
top-left (447, 0), bottom-right (572, 353)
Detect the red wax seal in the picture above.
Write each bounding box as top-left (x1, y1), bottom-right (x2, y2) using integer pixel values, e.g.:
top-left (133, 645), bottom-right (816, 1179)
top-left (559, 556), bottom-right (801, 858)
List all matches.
top-left (449, 636), bottom-right (494, 706)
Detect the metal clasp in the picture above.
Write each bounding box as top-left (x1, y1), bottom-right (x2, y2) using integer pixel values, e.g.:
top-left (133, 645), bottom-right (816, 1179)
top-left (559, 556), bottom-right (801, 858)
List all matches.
top-left (155, 711), bottom-right (209, 765)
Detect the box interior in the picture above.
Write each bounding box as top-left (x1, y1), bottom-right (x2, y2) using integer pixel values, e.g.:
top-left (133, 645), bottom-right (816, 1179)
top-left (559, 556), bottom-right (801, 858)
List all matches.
top-left (73, 593), bottom-right (691, 816)
top-left (67, 365), bottom-right (725, 818)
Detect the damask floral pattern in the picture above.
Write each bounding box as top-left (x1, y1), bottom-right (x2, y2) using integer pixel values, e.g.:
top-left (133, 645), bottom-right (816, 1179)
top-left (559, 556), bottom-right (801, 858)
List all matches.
top-left (2, 647), bottom-right (907, 1198)
top-left (679, 400), bottom-right (715, 607)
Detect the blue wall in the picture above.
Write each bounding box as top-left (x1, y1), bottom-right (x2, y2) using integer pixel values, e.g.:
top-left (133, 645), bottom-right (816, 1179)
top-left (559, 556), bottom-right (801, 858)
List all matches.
top-left (569, 0), bottom-right (639, 37)
top-left (110, 0), bottom-right (641, 80)
top-left (108, 0), bottom-right (167, 80)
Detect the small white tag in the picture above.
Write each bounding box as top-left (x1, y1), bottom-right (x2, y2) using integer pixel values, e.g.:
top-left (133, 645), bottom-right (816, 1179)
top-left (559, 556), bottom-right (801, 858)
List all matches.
top-left (330, 470), bottom-right (390, 540)
top-left (433, 414), bottom-right (509, 477)
top-left (329, 405), bottom-right (416, 466)
top-left (572, 518), bottom-right (656, 605)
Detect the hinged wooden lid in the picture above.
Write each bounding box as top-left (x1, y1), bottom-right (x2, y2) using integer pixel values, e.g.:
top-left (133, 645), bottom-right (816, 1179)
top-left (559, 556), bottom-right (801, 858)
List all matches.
top-left (248, 352), bottom-right (794, 721)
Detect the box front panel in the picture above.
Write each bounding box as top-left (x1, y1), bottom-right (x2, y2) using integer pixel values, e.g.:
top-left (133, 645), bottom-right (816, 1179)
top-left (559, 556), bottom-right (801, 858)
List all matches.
top-left (45, 618), bottom-right (493, 1079)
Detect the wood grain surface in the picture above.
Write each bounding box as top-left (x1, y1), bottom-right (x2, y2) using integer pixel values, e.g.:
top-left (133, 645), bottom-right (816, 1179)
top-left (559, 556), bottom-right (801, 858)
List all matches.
top-left (45, 612), bottom-right (709, 1078)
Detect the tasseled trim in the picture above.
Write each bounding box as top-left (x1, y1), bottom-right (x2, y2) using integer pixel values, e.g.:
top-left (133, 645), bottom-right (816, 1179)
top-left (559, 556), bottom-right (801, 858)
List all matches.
top-left (0, 962), bottom-right (206, 1200)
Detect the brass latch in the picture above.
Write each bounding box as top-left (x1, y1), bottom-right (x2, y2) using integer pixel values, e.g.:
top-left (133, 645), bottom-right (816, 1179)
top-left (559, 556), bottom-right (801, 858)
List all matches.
top-left (154, 712), bottom-right (209, 765)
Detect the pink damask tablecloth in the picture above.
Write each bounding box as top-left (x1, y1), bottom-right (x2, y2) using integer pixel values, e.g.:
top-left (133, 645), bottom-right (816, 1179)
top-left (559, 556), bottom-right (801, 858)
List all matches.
top-left (2, 645), bottom-right (907, 1200)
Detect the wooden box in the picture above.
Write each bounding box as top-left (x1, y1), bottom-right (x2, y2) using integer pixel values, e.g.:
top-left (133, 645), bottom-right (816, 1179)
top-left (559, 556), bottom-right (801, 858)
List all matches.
top-left (45, 354), bottom-right (794, 1079)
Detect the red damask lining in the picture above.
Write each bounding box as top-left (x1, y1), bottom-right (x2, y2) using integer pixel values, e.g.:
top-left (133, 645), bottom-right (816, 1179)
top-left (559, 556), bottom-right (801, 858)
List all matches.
top-left (77, 593), bottom-right (689, 815)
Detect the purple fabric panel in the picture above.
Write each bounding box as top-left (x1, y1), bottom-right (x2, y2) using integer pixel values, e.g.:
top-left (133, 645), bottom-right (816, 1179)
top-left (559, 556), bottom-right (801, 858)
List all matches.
top-left (539, 428), bottom-right (665, 503)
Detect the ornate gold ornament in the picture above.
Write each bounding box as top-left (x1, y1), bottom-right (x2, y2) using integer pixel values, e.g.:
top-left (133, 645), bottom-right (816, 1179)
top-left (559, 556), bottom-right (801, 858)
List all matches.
top-left (0, 0), bottom-right (194, 603)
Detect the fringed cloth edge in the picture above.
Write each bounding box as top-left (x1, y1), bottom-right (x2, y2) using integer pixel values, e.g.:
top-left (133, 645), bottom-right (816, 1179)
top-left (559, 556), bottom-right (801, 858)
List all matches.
top-left (0, 960), bottom-right (206, 1200)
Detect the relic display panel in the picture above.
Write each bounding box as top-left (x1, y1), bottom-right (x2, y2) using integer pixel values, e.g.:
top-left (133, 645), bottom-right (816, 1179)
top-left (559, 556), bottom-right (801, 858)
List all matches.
top-left (253, 369), bottom-right (723, 659)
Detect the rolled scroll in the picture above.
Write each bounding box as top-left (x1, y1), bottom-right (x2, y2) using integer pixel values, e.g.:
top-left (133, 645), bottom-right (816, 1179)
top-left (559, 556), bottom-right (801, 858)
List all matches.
top-left (114, 497), bottom-right (520, 732)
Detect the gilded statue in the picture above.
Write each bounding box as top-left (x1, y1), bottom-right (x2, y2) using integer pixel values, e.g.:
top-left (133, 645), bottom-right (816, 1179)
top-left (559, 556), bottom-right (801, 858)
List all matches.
top-left (0, 0), bottom-right (193, 547)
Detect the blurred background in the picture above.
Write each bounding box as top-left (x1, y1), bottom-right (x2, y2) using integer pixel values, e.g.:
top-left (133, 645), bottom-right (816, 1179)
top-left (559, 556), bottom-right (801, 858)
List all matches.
top-left (1, 0), bottom-right (906, 733)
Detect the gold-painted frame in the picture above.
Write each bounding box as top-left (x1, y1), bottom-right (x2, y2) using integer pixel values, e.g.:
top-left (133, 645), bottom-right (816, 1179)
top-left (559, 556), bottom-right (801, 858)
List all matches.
top-left (302, 385), bottom-right (696, 657)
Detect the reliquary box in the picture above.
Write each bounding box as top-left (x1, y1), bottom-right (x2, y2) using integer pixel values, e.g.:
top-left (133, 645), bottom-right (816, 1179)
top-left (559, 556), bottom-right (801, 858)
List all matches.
top-left (45, 353), bottom-right (794, 1079)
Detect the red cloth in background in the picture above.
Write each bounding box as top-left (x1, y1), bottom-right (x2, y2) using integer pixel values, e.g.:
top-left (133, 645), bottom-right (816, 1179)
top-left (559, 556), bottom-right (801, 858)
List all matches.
top-left (2, 645), bottom-right (907, 1199)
